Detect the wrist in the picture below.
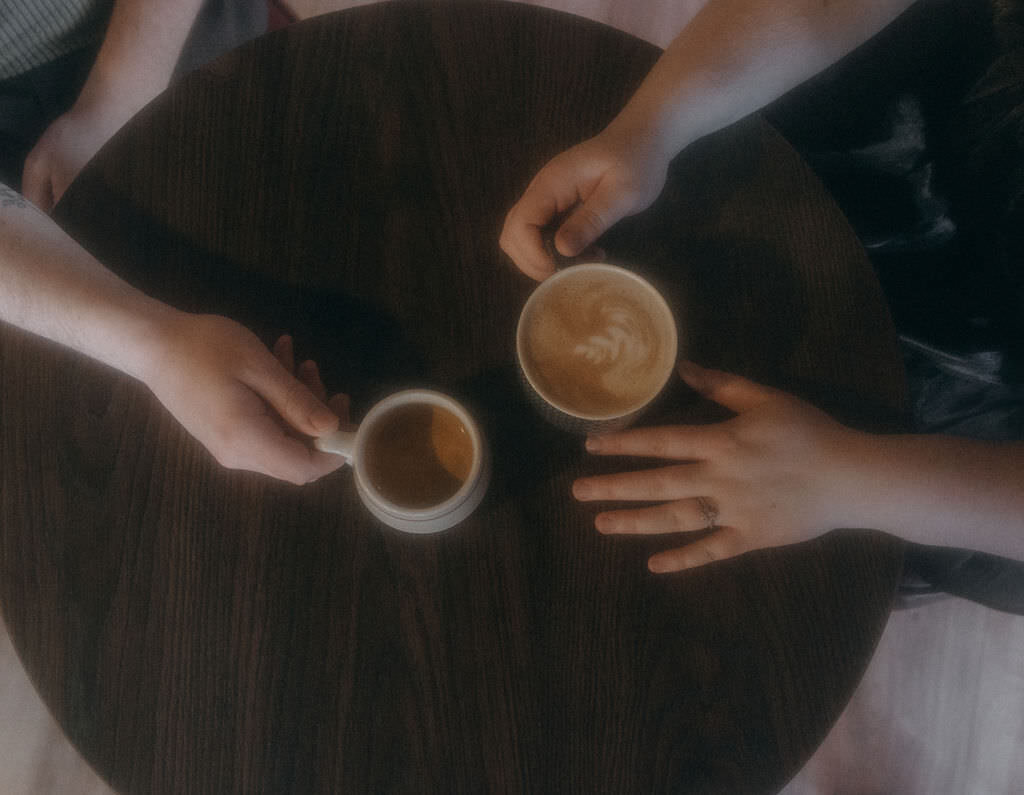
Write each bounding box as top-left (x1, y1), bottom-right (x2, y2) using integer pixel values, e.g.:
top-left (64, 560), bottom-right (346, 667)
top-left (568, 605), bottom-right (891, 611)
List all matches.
top-left (815, 426), bottom-right (883, 532)
top-left (603, 101), bottom-right (682, 171)
top-left (88, 286), bottom-right (189, 387)
top-left (127, 304), bottom-right (194, 387)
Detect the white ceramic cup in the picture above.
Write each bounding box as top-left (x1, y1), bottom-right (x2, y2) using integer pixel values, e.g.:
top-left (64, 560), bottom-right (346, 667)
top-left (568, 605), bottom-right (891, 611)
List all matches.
top-left (516, 263), bottom-right (679, 434)
top-left (314, 389), bottom-right (490, 534)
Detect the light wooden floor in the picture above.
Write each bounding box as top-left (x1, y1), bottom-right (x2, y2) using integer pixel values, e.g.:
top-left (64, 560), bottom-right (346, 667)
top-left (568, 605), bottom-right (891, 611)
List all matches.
top-left (3, 2), bottom-right (1022, 793)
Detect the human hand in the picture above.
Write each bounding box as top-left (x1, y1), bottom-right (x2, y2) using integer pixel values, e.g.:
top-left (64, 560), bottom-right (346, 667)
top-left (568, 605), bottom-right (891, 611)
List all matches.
top-left (143, 314), bottom-right (351, 484)
top-left (500, 123), bottom-right (671, 280)
top-left (22, 97), bottom-right (136, 211)
top-left (572, 362), bottom-right (862, 573)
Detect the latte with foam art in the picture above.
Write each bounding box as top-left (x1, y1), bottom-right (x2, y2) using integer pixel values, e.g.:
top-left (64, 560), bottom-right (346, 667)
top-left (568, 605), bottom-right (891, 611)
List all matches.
top-left (519, 265), bottom-right (677, 418)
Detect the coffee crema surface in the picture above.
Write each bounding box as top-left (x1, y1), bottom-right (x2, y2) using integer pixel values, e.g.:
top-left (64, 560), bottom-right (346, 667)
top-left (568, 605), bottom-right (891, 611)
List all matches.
top-left (521, 269), bottom-right (676, 417)
top-left (363, 404), bottom-right (474, 508)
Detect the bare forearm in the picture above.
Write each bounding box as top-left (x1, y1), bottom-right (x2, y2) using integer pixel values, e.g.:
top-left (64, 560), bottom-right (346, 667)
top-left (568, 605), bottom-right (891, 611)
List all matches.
top-left (609, 0), bottom-right (916, 160)
top-left (840, 432), bottom-right (1024, 560)
top-left (0, 184), bottom-right (178, 381)
top-left (79, 0), bottom-right (205, 114)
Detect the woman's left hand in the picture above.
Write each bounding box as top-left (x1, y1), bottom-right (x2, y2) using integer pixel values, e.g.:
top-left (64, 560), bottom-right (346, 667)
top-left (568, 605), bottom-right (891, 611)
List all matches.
top-left (572, 361), bottom-right (863, 573)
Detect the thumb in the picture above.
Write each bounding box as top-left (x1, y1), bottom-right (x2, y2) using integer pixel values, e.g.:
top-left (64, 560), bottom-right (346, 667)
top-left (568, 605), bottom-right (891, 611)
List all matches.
top-left (21, 153), bottom-right (54, 212)
top-left (248, 354), bottom-right (340, 436)
top-left (51, 170), bottom-right (74, 207)
top-left (678, 361), bottom-right (776, 414)
top-left (554, 181), bottom-right (634, 257)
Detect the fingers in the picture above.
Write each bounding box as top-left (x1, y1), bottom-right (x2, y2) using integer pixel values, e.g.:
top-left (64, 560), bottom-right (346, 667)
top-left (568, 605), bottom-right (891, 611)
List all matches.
top-left (594, 497), bottom-right (715, 536)
top-left (235, 413), bottom-right (346, 485)
top-left (272, 334), bottom-right (296, 373)
top-left (246, 343), bottom-right (338, 437)
top-left (298, 360), bottom-right (327, 402)
top-left (585, 424), bottom-right (718, 461)
top-left (272, 335), bottom-right (351, 436)
top-left (328, 392), bottom-right (353, 427)
top-left (677, 360), bottom-right (776, 413)
top-left (20, 149), bottom-right (54, 212)
top-left (573, 463), bottom-right (705, 503)
top-left (50, 171), bottom-right (74, 206)
top-left (500, 184), bottom-right (564, 280)
top-left (553, 180), bottom-right (633, 259)
top-left (589, 496), bottom-right (748, 573)
top-left (647, 526), bottom-right (745, 573)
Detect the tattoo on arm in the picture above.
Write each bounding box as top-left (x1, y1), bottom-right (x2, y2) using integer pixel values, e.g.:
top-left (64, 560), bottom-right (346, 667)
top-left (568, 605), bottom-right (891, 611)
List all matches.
top-left (1, 184), bottom-right (29, 209)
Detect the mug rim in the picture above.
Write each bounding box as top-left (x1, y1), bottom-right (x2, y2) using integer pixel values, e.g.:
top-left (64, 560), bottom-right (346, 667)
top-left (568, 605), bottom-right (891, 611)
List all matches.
top-left (351, 389), bottom-right (484, 521)
top-left (516, 263), bottom-right (679, 421)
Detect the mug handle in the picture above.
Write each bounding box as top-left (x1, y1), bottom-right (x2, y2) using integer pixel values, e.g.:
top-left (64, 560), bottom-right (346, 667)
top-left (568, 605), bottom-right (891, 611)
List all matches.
top-left (314, 430), bottom-right (357, 462)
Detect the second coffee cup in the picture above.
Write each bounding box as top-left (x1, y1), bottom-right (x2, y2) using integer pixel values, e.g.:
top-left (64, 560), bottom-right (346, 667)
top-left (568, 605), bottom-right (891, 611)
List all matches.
top-left (315, 389), bottom-right (489, 533)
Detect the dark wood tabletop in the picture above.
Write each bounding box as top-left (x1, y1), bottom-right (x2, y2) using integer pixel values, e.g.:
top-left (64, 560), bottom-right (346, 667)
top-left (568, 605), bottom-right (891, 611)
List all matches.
top-left (0, 2), bottom-right (909, 792)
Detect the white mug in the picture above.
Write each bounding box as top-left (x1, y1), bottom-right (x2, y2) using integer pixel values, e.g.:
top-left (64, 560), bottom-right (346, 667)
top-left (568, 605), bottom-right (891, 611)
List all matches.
top-left (315, 389), bottom-right (490, 534)
top-left (516, 263), bottom-right (679, 434)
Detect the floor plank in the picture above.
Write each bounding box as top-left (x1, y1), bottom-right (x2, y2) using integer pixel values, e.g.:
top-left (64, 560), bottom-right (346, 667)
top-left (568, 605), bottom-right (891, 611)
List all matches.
top-left (0, 615), bottom-right (114, 794)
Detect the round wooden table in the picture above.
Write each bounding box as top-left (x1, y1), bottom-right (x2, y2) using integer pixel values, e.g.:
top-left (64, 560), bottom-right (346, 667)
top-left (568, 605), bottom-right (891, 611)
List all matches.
top-left (0, 2), bottom-right (908, 792)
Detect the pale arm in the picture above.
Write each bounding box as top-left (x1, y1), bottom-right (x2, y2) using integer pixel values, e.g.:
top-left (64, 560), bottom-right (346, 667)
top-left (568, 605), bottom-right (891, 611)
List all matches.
top-left (612, 0), bottom-right (917, 164)
top-left (23, 0), bottom-right (206, 209)
top-left (501, 0), bottom-right (917, 278)
top-left (1, 183), bottom-right (346, 484)
top-left (840, 433), bottom-right (1024, 561)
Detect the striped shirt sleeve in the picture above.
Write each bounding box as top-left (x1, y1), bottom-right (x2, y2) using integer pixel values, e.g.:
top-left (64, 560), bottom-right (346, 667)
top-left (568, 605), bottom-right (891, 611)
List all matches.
top-left (0, 0), bottom-right (115, 80)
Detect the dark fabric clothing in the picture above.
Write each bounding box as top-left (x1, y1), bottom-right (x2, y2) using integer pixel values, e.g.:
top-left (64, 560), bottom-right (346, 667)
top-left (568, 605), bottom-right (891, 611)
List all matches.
top-left (766, 0), bottom-right (1024, 613)
top-left (175, 0), bottom-right (268, 78)
top-left (0, 0), bottom-right (267, 189)
top-left (903, 544), bottom-right (1024, 615)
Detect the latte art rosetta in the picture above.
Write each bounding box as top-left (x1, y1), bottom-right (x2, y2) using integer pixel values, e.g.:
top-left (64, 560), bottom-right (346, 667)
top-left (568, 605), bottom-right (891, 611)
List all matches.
top-left (573, 307), bottom-right (652, 365)
top-left (521, 269), bottom-right (676, 417)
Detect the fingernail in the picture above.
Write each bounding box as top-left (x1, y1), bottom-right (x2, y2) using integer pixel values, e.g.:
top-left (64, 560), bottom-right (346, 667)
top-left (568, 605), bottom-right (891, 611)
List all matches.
top-left (677, 360), bottom-right (699, 380)
top-left (594, 514), bottom-right (612, 534)
top-left (555, 230), bottom-right (583, 258)
top-left (310, 406), bottom-right (338, 432)
top-left (585, 436), bottom-right (602, 453)
top-left (572, 480), bottom-right (591, 500)
top-left (648, 557), bottom-right (671, 574)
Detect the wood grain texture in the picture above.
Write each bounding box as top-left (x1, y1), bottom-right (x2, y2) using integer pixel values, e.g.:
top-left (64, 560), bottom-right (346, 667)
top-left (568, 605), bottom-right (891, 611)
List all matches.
top-left (0, 3), bottom-right (907, 792)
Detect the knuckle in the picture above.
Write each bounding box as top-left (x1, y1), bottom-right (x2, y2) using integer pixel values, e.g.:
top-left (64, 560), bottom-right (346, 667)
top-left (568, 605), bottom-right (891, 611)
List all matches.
top-left (208, 426), bottom-right (245, 470)
top-left (667, 501), bottom-right (692, 532)
top-left (709, 428), bottom-right (740, 456)
top-left (498, 226), bottom-right (512, 254)
top-left (572, 205), bottom-right (606, 237)
top-left (211, 447), bottom-right (240, 470)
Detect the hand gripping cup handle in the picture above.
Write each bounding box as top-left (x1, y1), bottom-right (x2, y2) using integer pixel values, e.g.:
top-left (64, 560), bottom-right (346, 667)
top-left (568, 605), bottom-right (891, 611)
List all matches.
top-left (314, 430), bottom-right (357, 462)
top-left (311, 389), bottom-right (490, 534)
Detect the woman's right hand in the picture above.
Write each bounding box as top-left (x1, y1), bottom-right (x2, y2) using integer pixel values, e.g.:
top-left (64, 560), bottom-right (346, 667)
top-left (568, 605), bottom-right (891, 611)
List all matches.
top-left (499, 124), bottom-right (671, 280)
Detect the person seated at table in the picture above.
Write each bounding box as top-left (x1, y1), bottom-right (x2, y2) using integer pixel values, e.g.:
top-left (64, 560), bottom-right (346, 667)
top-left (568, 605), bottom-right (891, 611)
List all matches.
top-left (501, 0), bottom-right (1024, 606)
top-left (1, 180), bottom-right (348, 484)
top-left (1, 0), bottom-right (267, 207)
top-left (1, 1), bottom-right (343, 484)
